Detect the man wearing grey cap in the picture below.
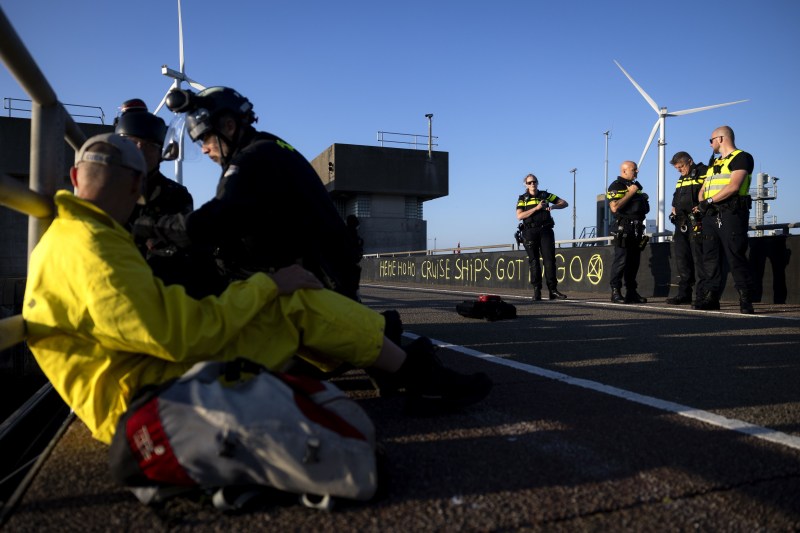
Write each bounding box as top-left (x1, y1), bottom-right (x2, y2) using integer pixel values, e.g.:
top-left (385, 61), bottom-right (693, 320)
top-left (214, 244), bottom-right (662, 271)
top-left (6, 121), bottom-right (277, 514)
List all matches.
top-left (22, 133), bottom-right (492, 449)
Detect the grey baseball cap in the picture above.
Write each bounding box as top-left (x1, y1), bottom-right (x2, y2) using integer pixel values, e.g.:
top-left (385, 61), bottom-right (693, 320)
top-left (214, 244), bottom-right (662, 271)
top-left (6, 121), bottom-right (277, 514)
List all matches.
top-left (74, 133), bottom-right (146, 175)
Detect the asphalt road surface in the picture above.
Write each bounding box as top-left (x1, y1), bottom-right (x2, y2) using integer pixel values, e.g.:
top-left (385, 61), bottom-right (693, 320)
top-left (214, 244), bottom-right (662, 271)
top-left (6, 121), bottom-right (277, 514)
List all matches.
top-left (6, 283), bottom-right (800, 532)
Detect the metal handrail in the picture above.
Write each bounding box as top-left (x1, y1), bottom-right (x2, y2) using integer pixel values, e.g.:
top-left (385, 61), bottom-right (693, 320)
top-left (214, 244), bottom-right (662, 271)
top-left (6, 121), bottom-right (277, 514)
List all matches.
top-left (4, 97), bottom-right (106, 124)
top-left (0, 173), bottom-right (54, 219)
top-left (376, 130), bottom-right (438, 150)
top-left (0, 5), bottom-right (87, 357)
top-left (0, 8), bottom-right (86, 151)
top-left (363, 223), bottom-right (800, 258)
top-left (0, 315), bottom-right (25, 352)
top-left (366, 243), bottom-right (516, 258)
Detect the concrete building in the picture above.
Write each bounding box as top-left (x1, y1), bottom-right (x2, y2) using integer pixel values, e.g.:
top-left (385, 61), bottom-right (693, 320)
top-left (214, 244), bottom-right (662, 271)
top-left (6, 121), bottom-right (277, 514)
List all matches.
top-left (0, 116), bottom-right (112, 280)
top-left (310, 143), bottom-right (448, 254)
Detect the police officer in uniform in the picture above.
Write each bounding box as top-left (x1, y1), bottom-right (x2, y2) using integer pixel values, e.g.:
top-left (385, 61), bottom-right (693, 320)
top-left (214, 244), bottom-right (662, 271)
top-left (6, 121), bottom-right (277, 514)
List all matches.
top-left (134, 87), bottom-right (362, 302)
top-left (607, 161), bottom-right (650, 304)
top-left (515, 173), bottom-right (568, 300)
top-left (666, 151), bottom-right (707, 305)
top-left (694, 126), bottom-right (755, 314)
top-left (115, 99), bottom-right (224, 298)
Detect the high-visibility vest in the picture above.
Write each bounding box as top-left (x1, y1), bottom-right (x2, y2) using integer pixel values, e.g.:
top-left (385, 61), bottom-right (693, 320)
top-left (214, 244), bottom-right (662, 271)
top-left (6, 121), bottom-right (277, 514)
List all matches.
top-left (702, 149), bottom-right (752, 200)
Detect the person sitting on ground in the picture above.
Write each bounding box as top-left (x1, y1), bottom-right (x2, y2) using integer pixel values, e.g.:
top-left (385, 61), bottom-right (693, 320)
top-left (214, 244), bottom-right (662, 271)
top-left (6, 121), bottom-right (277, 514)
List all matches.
top-left (22, 133), bottom-right (493, 445)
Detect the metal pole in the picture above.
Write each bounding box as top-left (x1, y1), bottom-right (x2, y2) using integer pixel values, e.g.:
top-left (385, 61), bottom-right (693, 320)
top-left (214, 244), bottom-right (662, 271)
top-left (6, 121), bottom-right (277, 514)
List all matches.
top-left (570, 168), bottom-right (577, 245)
top-left (425, 114), bottom-right (433, 159)
top-left (657, 113), bottom-right (667, 240)
top-left (603, 131), bottom-right (610, 237)
top-left (0, 5), bottom-right (85, 150)
top-left (29, 102), bottom-right (64, 259)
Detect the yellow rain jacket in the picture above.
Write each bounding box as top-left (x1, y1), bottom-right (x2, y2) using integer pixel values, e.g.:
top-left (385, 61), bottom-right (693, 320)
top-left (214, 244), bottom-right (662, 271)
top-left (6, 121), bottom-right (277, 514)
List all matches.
top-left (23, 191), bottom-right (383, 444)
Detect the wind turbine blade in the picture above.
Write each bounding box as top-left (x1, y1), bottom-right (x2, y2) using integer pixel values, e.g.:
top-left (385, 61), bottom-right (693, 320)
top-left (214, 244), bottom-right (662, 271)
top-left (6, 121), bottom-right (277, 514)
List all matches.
top-left (153, 80), bottom-right (179, 114)
top-left (154, 93), bottom-right (169, 115)
top-left (187, 79), bottom-right (206, 91)
top-left (178, 0), bottom-right (185, 74)
top-left (669, 99), bottom-right (749, 116)
top-left (614, 60), bottom-right (659, 114)
top-left (638, 119), bottom-right (660, 169)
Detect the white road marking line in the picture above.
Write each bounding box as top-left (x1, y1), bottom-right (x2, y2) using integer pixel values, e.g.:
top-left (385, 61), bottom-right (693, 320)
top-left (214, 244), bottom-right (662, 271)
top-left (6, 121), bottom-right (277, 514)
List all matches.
top-left (364, 283), bottom-right (800, 321)
top-left (407, 333), bottom-right (800, 452)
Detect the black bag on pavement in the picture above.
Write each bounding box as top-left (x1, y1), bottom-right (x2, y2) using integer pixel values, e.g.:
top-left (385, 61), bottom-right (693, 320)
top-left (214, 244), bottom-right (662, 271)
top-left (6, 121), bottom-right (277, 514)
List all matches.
top-left (456, 295), bottom-right (516, 321)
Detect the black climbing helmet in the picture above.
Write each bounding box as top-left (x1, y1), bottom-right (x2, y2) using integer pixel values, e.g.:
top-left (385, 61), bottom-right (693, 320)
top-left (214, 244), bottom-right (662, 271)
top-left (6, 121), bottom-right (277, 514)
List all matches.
top-left (166, 86), bottom-right (256, 142)
top-left (114, 99), bottom-right (168, 146)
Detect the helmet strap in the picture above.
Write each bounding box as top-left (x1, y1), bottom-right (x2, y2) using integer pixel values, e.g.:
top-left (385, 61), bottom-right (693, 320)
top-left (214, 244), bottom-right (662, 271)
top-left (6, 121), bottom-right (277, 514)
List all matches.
top-left (213, 117), bottom-right (243, 169)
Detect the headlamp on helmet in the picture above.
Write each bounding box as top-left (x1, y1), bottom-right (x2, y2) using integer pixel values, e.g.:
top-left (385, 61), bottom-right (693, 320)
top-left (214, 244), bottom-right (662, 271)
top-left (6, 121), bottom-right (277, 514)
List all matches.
top-left (163, 86), bottom-right (257, 161)
top-left (165, 89), bottom-right (196, 114)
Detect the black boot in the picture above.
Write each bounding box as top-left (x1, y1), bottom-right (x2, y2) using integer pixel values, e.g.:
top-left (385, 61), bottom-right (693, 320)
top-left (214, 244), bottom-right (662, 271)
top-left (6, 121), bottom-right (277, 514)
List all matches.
top-left (625, 290), bottom-right (647, 304)
top-left (399, 337), bottom-right (493, 415)
top-left (611, 288), bottom-right (625, 303)
top-left (549, 289), bottom-right (567, 300)
top-left (666, 294), bottom-right (692, 305)
top-left (693, 291), bottom-right (720, 310)
top-left (738, 289), bottom-right (754, 315)
top-left (533, 288), bottom-right (542, 301)
top-left (381, 310), bottom-right (404, 346)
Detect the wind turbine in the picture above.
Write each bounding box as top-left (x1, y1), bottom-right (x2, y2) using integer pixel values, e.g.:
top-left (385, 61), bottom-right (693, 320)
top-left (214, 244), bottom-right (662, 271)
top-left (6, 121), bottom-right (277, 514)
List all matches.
top-left (614, 60), bottom-right (747, 237)
top-left (154, 0), bottom-right (206, 184)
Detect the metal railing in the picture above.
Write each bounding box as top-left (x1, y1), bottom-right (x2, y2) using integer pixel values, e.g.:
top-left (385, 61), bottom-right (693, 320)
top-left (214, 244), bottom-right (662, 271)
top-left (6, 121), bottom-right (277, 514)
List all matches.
top-left (0, 5), bottom-right (85, 516)
top-left (1, 6), bottom-right (87, 352)
top-left (363, 223), bottom-right (800, 259)
top-left (4, 97), bottom-right (106, 124)
top-left (376, 131), bottom-right (438, 150)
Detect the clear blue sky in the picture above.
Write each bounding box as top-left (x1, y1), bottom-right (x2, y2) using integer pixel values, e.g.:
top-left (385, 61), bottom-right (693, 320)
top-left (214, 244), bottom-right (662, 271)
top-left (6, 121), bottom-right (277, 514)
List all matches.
top-left (2, 0), bottom-right (798, 247)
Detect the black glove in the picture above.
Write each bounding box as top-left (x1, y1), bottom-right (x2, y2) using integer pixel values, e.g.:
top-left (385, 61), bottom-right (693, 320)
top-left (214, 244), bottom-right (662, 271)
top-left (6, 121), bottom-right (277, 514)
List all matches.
top-left (131, 215), bottom-right (157, 241)
top-left (697, 199), bottom-right (712, 215)
top-left (669, 213), bottom-right (676, 225)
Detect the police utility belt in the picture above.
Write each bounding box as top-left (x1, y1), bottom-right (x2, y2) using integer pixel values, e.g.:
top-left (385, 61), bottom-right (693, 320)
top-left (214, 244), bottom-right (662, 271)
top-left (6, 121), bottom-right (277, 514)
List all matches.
top-left (714, 195), bottom-right (752, 212)
top-left (613, 218), bottom-right (648, 250)
top-left (522, 219), bottom-right (554, 230)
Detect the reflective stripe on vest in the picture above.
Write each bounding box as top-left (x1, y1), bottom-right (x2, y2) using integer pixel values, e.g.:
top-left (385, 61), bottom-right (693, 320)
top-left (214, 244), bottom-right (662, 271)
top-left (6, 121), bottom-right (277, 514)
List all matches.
top-left (517, 192), bottom-right (556, 209)
top-left (675, 173), bottom-right (704, 190)
top-left (702, 149), bottom-right (751, 199)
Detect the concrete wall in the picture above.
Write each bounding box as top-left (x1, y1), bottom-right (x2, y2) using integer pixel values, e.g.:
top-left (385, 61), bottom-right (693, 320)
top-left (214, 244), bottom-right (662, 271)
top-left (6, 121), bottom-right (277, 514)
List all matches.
top-left (362, 235), bottom-right (800, 304)
top-left (310, 143), bottom-right (449, 255)
top-left (0, 117), bottom-right (113, 279)
top-left (311, 143), bottom-right (448, 200)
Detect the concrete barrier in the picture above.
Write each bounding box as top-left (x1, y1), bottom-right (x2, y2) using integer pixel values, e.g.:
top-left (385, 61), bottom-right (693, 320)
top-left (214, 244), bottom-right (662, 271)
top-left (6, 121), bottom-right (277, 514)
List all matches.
top-left (362, 235), bottom-right (799, 304)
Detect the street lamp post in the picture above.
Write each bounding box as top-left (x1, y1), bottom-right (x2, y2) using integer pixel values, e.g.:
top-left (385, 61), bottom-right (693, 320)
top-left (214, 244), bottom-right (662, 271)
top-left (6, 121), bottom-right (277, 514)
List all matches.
top-left (570, 168), bottom-right (577, 245)
top-left (425, 113), bottom-right (433, 159)
top-left (603, 130), bottom-right (611, 236)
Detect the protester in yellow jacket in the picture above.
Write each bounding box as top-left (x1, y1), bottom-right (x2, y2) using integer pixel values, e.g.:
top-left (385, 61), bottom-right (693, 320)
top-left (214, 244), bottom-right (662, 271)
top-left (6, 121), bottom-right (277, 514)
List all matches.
top-left (23, 134), bottom-right (491, 444)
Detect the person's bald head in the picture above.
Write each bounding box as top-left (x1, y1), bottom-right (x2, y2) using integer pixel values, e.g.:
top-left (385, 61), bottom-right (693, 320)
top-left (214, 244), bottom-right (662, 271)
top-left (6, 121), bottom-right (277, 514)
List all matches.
top-left (711, 125), bottom-right (734, 141)
top-left (69, 134), bottom-right (146, 224)
top-left (620, 160), bottom-right (638, 180)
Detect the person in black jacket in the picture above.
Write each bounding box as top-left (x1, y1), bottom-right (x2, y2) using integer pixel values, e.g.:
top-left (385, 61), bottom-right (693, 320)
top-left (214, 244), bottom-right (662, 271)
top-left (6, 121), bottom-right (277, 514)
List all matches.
top-left (134, 87), bottom-right (362, 302)
top-left (666, 151), bottom-right (707, 305)
top-left (606, 161), bottom-right (650, 304)
top-left (515, 173), bottom-right (568, 301)
top-left (115, 99), bottom-right (225, 298)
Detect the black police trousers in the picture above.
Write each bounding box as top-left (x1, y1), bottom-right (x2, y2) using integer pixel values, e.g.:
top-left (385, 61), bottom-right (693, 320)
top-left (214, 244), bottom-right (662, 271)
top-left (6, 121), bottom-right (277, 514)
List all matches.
top-left (609, 220), bottom-right (643, 291)
top-left (672, 219), bottom-right (705, 298)
top-left (522, 226), bottom-right (558, 290)
top-left (700, 205), bottom-right (754, 294)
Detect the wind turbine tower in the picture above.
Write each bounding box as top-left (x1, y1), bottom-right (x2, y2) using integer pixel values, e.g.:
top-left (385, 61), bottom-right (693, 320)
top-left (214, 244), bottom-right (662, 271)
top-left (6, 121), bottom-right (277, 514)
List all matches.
top-left (614, 60), bottom-right (747, 237)
top-left (154, 0), bottom-right (206, 184)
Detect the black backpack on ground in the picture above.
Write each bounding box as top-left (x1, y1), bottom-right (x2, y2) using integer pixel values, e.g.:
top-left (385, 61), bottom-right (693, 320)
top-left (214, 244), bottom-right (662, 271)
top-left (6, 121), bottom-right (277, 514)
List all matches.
top-left (456, 295), bottom-right (517, 321)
